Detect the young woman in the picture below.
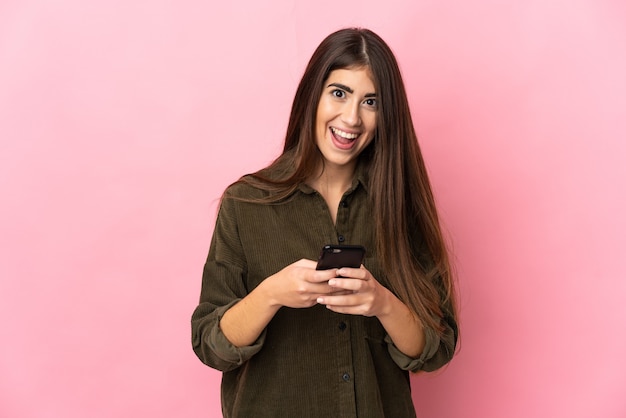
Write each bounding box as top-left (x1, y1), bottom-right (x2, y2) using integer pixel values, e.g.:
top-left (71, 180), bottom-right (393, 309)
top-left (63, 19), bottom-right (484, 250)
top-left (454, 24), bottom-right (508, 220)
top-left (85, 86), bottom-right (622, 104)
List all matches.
top-left (192, 28), bottom-right (459, 418)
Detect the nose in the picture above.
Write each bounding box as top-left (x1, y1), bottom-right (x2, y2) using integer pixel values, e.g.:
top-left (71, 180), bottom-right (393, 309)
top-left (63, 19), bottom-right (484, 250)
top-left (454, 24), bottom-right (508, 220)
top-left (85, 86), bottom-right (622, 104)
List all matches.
top-left (341, 101), bottom-right (361, 126)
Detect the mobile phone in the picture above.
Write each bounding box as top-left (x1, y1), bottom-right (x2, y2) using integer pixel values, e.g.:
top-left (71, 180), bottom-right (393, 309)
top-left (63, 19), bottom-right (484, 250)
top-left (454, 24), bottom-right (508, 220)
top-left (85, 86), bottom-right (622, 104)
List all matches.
top-left (315, 245), bottom-right (366, 270)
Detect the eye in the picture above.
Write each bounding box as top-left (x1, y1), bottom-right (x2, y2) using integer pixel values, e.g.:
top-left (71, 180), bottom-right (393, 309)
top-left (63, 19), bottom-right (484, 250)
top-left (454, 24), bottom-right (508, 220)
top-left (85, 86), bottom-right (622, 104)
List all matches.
top-left (331, 89), bottom-right (346, 99)
top-left (364, 98), bottom-right (378, 108)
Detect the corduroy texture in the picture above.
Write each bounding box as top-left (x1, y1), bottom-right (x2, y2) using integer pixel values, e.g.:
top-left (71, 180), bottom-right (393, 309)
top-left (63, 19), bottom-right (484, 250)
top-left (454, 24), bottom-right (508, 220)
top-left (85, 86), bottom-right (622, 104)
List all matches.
top-left (191, 173), bottom-right (457, 418)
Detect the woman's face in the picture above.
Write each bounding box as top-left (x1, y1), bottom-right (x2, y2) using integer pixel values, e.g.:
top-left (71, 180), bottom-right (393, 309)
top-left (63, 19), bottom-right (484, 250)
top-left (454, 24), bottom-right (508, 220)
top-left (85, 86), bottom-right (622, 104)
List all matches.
top-left (315, 67), bottom-right (377, 171)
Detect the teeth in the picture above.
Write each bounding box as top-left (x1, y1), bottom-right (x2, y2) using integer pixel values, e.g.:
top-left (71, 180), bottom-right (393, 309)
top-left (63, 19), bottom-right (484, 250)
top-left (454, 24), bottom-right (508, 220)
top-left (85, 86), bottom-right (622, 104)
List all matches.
top-left (331, 127), bottom-right (359, 140)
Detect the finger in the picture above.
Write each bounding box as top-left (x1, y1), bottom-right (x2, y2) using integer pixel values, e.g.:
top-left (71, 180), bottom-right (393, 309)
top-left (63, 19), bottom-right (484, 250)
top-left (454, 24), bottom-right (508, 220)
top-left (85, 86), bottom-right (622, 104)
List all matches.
top-left (336, 267), bottom-right (368, 279)
top-left (316, 294), bottom-right (359, 307)
top-left (323, 305), bottom-right (355, 315)
top-left (327, 278), bottom-right (367, 292)
top-left (308, 268), bottom-right (339, 283)
top-left (308, 282), bottom-right (341, 295)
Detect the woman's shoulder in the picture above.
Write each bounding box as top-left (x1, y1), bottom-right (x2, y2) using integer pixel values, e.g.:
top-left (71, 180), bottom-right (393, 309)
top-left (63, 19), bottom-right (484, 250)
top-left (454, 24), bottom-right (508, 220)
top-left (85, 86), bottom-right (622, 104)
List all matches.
top-left (222, 176), bottom-right (268, 200)
top-left (222, 160), bottom-right (301, 204)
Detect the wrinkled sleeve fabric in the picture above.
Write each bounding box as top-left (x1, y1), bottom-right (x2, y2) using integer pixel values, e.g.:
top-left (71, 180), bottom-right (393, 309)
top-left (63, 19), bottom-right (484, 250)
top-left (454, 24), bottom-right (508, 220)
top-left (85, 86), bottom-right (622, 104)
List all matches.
top-left (385, 307), bottom-right (458, 372)
top-left (384, 231), bottom-right (459, 373)
top-left (191, 194), bottom-right (265, 372)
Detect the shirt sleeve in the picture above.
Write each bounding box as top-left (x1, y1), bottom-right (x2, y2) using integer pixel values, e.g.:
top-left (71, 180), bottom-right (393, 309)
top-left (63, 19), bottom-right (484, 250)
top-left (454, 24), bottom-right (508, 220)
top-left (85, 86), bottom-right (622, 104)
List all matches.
top-left (385, 309), bottom-right (458, 372)
top-left (191, 194), bottom-right (266, 372)
top-left (386, 233), bottom-right (459, 373)
top-left (192, 299), bottom-right (266, 372)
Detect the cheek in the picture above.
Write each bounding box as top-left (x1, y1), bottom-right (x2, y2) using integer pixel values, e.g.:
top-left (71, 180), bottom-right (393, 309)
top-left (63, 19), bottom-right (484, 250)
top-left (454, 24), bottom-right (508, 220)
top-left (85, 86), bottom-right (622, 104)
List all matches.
top-left (315, 105), bottom-right (328, 129)
top-left (316, 100), bottom-right (333, 121)
top-left (315, 109), bottom-right (328, 144)
top-left (365, 115), bottom-right (377, 136)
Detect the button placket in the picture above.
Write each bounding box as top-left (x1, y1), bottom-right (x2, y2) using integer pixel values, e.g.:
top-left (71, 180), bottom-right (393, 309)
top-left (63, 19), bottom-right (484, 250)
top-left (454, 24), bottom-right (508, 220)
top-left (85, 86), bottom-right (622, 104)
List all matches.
top-left (335, 194), bottom-right (351, 244)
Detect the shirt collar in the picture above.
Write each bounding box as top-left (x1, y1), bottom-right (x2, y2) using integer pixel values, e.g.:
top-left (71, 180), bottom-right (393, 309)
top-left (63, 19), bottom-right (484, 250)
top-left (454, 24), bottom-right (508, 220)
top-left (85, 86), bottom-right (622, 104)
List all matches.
top-left (297, 160), bottom-right (369, 195)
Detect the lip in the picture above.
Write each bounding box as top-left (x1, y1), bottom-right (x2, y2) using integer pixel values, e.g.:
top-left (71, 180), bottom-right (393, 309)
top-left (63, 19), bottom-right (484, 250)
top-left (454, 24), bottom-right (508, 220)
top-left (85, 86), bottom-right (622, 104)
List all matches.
top-left (329, 127), bottom-right (360, 150)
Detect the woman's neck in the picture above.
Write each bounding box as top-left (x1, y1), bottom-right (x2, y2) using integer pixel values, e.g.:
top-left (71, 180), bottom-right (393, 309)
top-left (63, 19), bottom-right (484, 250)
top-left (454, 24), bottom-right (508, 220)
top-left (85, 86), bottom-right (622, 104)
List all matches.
top-left (307, 162), bottom-right (356, 224)
top-left (309, 161), bottom-right (355, 194)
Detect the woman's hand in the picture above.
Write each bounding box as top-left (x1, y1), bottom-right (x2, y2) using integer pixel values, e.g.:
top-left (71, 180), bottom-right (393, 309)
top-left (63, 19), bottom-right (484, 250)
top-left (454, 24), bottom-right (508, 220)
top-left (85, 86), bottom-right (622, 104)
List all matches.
top-left (262, 259), bottom-right (343, 309)
top-left (316, 265), bottom-right (426, 358)
top-left (315, 265), bottom-right (393, 317)
top-left (220, 258), bottom-right (341, 347)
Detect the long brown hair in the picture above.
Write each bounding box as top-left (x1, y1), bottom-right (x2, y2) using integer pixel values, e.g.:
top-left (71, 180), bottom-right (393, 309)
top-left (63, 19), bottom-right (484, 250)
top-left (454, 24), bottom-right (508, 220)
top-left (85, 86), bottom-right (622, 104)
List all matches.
top-left (234, 28), bottom-right (457, 339)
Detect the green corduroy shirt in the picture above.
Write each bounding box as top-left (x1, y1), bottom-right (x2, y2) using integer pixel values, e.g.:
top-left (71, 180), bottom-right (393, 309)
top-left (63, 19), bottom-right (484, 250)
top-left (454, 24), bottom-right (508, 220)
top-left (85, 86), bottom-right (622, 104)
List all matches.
top-left (191, 170), bottom-right (457, 418)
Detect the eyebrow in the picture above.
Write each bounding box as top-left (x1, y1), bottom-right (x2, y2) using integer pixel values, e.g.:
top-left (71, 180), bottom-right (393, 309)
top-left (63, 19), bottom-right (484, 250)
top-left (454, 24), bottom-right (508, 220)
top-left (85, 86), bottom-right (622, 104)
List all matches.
top-left (327, 82), bottom-right (377, 98)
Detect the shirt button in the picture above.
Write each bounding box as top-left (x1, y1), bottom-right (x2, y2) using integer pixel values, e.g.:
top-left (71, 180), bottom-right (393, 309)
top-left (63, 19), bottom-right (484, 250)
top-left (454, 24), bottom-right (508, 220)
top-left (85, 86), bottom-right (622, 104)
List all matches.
top-left (338, 235), bottom-right (345, 242)
top-left (338, 321), bottom-right (347, 331)
top-left (342, 373), bottom-right (351, 382)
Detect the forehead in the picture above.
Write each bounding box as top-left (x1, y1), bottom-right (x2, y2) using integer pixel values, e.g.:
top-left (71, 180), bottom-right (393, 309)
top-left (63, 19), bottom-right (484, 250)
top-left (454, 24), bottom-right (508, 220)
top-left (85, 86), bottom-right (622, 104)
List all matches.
top-left (325, 67), bottom-right (376, 91)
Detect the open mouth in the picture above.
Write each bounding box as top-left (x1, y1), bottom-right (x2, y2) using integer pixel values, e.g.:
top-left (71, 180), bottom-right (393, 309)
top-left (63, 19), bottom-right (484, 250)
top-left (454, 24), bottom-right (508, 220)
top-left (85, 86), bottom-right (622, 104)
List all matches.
top-left (330, 127), bottom-right (359, 149)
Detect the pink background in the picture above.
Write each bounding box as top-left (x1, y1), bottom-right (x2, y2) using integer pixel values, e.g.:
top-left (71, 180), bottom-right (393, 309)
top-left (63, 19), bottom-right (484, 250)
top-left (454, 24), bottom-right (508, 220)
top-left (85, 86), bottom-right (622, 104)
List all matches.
top-left (1, 1), bottom-right (625, 417)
